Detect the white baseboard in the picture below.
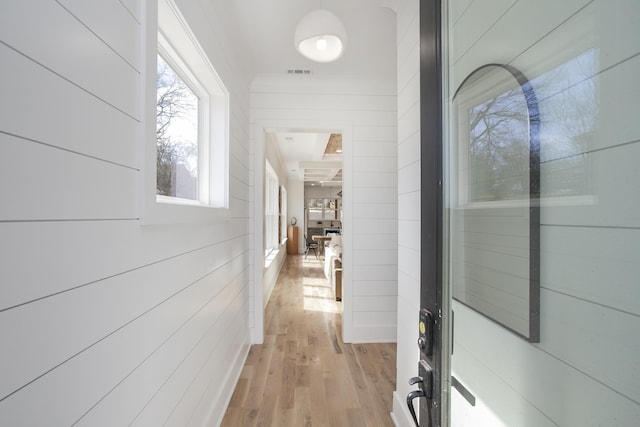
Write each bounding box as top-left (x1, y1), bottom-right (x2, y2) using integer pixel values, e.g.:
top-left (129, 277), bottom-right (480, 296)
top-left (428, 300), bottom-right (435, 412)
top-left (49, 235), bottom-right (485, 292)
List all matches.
top-left (343, 324), bottom-right (397, 343)
top-left (205, 342), bottom-right (251, 427)
top-left (391, 390), bottom-right (415, 427)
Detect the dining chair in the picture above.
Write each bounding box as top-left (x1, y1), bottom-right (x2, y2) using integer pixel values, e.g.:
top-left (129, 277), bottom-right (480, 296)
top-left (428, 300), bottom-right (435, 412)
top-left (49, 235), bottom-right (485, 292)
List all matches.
top-left (304, 234), bottom-right (319, 259)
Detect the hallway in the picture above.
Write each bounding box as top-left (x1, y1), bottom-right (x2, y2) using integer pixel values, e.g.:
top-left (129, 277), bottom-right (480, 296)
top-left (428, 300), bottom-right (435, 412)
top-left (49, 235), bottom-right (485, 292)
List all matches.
top-left (220, 255), bottom-right (397, 426)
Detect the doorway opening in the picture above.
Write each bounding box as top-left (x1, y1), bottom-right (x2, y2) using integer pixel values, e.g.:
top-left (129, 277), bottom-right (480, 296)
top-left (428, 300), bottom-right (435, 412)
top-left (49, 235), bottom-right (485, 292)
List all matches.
top-left (253, 122), bottom-right (352, 344)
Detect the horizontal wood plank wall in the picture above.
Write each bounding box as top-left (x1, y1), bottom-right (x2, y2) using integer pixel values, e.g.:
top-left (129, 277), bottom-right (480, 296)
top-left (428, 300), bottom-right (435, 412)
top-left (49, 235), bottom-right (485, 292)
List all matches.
top-left (449, 0), bottom-right (640, 425)
top-left (391, 0), bottom-right (422, 425)
top-left (0, 1), bottom-right (252, 426)
top-left (251, 73), bottom-right (399, 343)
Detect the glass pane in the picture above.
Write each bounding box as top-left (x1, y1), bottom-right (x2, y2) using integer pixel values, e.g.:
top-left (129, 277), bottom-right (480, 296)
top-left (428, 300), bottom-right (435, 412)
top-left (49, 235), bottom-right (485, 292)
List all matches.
top-left (324, 209), bottom-right (337, 220)
top-left (156, 54), bottom-right (199, 200)
top-left (446, 1), bottom-right (630, 426)
top-left (308, 208), bottom-right (323, 220)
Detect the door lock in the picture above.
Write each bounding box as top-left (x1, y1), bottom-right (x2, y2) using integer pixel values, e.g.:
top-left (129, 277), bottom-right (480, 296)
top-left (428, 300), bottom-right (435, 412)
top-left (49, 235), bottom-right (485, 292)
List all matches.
top-left (418, 309), bottom-right (434, 356)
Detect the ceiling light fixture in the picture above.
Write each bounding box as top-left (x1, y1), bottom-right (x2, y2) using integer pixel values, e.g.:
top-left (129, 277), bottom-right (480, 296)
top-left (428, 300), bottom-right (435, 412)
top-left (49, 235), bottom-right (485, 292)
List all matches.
top-left (294, 9), bottom-right (347, 63)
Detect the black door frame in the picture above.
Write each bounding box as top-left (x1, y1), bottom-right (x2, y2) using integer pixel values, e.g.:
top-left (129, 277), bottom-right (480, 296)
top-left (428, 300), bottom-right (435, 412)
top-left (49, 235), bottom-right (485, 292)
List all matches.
top-left (419, 0), bottom-right (444, 425)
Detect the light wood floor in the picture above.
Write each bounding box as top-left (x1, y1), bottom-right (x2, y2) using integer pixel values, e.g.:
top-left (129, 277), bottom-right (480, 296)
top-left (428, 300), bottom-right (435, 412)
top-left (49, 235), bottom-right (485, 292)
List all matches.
top-left (220, 255), bottom-right (397, 426)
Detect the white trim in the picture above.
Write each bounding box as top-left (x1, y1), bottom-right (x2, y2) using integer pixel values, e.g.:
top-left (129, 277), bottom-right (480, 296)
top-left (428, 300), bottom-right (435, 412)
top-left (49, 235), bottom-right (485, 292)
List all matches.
top-left (205, 342), bottom-right (251, 426)
top-left (280, 186), bottom-right (287, 245)
top-left (252, 124), bottom-right (265, 343)
top-left (264, 160), bottom-right (279, 254)
top-left (346, 325), bottom-right (396, 343)
top-left (391, 390), bottom-right (416, 427)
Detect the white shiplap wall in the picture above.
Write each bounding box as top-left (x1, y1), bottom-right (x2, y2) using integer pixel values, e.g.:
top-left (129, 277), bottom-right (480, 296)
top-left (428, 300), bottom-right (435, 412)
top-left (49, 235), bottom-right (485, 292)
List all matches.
top-left (449, 0), bottom-right (640, 425)
top-left (391, 0), bottom-right (422, 425)
top-left (0, 1), bottom-right (252, 426)
top-left (251, 73), bottom-right (399, 343)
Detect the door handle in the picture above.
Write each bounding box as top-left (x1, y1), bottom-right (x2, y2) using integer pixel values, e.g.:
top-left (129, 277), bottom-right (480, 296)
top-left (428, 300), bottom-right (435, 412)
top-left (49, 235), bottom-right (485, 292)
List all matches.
top-left (407, 376), bottom-right (425, 427)
top-left (407, 388), bottom-right (425, 427)
top-left (406, 361), bottom-right (434, 427)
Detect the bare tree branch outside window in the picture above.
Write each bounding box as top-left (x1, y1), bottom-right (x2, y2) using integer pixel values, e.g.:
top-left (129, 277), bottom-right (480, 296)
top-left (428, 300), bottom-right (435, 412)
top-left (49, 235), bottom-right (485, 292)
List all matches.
top-left (467, 85), bottom-right (530, 202)
top-left (465, 50), bottom-right (597, 202)
top-left (156, 55), bottom-right (199, 199)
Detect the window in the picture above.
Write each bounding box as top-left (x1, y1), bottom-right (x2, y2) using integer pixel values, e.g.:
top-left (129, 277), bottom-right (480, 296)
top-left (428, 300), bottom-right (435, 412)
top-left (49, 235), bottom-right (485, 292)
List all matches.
top-left (156, 54), bottom-right (200, 200)
top-left (264, 161), bottom-right (279, 255)
top-left (279, 186), bottom-right (287, 244)
top-left (142, 0), bottom-right (229, 224)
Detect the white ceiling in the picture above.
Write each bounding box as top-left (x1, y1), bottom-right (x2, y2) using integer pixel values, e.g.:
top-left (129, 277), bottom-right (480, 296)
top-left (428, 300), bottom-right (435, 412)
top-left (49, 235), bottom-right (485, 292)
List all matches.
top-left (267, 131), bottom-right (343, 185)
top-left (227, 0), bottom-right (397, 78)
top-left (228, 0), bottom-right (398, 185)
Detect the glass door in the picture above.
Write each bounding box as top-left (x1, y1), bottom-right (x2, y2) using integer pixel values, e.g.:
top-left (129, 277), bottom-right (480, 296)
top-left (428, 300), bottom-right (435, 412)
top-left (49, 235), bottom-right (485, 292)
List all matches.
top-left (446, 1), bottom-right (638, 426)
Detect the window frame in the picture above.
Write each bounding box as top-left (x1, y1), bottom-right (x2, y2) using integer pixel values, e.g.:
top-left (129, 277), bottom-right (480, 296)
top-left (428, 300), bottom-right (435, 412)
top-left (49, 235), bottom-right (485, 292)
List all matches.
top-left (156, 47), bottom-right (204, 203)
top-left (279, 186), bottom-right (287, 244)
top-left (264, 161), bottom-right (279, 256)
top-left (141, 0), bottom-right (229, 225)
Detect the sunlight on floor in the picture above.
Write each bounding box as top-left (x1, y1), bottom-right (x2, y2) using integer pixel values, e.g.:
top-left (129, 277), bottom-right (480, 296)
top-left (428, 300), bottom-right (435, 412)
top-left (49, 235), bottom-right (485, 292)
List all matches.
top-left (302, 257), bottom-right (322, 267)
top-left (302, 276), bottom-right (326, 286)
top-left (302, 276), bottom-right (341, 314)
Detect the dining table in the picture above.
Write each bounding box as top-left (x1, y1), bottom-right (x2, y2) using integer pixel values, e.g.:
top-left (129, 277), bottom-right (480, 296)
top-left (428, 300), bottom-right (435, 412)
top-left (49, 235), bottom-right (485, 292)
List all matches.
top-left (311, 235), bottom-right (333, 258)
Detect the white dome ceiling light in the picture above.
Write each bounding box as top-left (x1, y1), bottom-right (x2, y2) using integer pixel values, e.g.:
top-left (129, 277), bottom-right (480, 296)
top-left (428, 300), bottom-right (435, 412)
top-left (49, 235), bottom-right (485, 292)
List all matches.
top-left (294, 9), bottom-right (347, 63)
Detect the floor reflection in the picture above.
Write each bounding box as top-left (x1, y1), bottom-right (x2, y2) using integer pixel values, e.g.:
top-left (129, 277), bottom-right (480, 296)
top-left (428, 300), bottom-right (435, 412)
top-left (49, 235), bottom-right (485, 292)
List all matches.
top-left (300, 257), bottom-right (342, 314)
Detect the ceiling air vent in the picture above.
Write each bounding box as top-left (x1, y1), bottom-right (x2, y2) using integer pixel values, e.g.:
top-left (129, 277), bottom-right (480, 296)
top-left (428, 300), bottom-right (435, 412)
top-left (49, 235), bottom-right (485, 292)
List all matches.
top-left (287, 69), bottom-right (311, 75)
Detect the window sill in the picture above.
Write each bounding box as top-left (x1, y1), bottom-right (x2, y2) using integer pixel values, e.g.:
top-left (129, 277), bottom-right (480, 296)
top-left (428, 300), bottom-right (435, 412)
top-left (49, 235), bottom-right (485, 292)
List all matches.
top-left (264, 248), bottom-right (280, 268)
top-left (141, 195), bottom-right (230, 226)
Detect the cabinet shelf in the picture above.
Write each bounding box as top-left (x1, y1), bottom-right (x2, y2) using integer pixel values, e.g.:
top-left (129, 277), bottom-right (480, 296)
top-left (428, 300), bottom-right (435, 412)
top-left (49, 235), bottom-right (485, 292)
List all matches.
top-left (307, 198), bottom-right (341, 221)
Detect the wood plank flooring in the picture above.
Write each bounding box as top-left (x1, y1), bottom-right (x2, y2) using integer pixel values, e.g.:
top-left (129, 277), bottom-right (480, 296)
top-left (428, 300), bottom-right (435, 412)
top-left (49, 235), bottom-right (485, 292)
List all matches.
top-left (220, 255), bottom-right (397, 426)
